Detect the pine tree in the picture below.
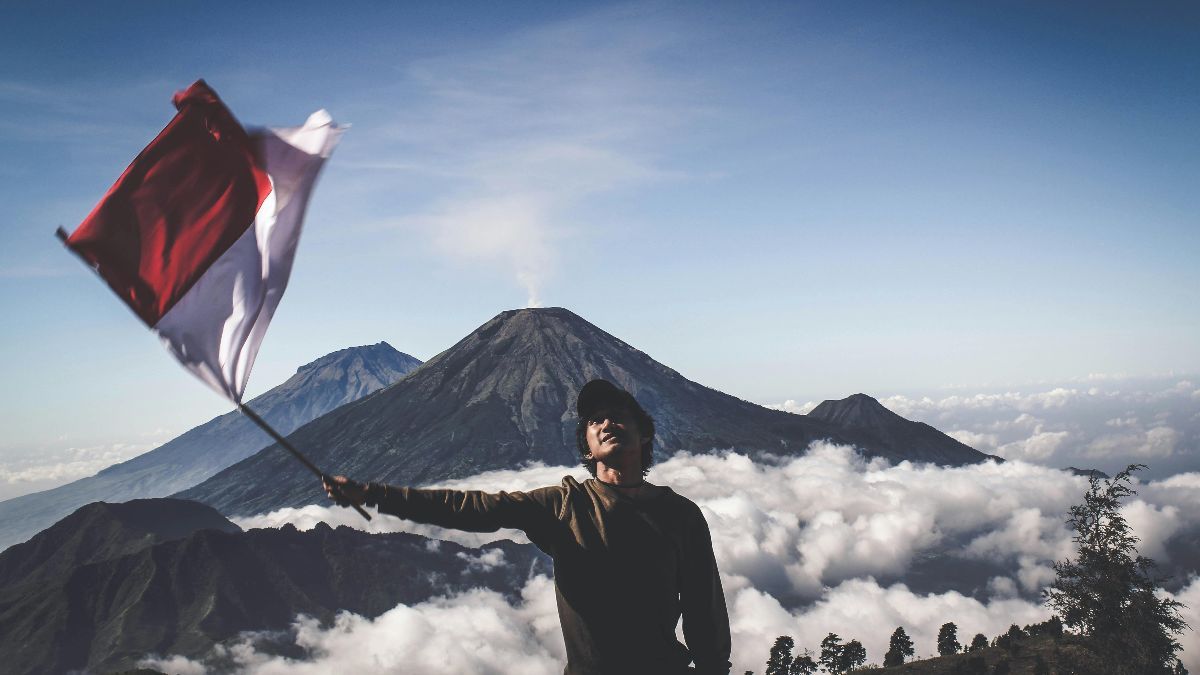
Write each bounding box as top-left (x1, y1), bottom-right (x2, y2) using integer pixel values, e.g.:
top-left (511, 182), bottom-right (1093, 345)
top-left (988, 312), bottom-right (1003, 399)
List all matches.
top-left (1025, 616), bottom-right (1062, 639)
top-left (838, 640), bottom-right (866, 672)
top-left (790, 649), bottom-right (818, 675)
top-left (766, 636), bottom-right (795, 675)
top-left (883, 626), bottom-right (914, 666)
top-left (969, 633), bottom-right (987, 652)
top-left (1044, 465), bottom-right (1189, 673)
top-left (937, 622), bottom-right (961, 656)
top-left (819, 634), bottom-right (843, 674)
top-left (995, 624), bottom-right (1024, 654)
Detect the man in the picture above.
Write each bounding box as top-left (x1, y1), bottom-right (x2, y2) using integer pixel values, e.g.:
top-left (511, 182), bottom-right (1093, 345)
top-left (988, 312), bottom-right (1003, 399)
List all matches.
top-left (324, 378), bottom-right (732, 675)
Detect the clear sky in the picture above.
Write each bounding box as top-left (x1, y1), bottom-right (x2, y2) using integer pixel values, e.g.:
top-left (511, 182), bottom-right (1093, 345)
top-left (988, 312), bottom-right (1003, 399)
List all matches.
top-left (1, 1), bottom-right (1197, 487)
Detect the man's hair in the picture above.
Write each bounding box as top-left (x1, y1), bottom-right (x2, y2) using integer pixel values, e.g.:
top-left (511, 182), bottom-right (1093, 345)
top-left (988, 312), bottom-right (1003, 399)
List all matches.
top-left (575, 404), bottom-right (656, 477)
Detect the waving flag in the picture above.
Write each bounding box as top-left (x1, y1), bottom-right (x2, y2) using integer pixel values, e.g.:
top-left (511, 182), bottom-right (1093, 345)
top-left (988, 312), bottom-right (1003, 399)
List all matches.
top-left (59, 80), bottom-right (343, 402)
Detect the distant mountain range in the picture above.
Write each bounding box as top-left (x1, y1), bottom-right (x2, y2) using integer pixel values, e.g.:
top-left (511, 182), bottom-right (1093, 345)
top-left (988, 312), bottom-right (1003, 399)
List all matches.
top-left (177, 307), bottom-right (996, 516)
top-left (0, 343), bottom-right (421, 552)
top-left (0, 498), bottom-right (548, 675)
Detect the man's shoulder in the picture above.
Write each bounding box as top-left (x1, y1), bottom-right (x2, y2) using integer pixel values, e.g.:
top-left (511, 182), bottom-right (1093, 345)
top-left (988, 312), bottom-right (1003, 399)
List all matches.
top-left (519, 475), bottom-right (590, 504)
top-left (659, 487), bottom-right (706, 517)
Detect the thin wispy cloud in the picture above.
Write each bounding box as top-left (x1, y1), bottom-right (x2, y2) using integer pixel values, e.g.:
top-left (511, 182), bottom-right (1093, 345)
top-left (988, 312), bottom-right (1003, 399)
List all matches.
top-left (0, 263), bottom-right (74, 279)
top-left (0, 77), bottom-right (173, 146)
top-left (356, 6), bottom-right (699, 306)
top-left (0, 442), bottom-right (157, 500)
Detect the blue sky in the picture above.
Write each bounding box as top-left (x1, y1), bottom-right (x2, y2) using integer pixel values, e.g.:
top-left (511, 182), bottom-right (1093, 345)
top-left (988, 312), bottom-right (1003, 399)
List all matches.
top-left (1, 1), bottom-right (1197, 490)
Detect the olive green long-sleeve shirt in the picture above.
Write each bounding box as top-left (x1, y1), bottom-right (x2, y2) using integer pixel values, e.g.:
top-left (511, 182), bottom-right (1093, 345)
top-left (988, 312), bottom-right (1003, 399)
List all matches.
top-left (368, 475), bottom-right (731, 675)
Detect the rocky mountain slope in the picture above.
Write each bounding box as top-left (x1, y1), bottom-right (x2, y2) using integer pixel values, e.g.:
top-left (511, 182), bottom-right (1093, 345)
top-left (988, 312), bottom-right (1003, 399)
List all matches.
top-left (0, 498), bottom-right (240, 591)
top-left (0, 343), bottom-right (421, 552)
top-left (178, 307), bottom-right (994, 516)
top-left (0, 498), bottom-right (548, 675)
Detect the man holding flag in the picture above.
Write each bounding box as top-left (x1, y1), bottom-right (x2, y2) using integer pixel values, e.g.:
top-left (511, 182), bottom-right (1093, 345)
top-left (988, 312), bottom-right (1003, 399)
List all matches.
top-left (324, 378), bottom-right (733, 675)
top-left (60, 80), bottom-right (731, 674)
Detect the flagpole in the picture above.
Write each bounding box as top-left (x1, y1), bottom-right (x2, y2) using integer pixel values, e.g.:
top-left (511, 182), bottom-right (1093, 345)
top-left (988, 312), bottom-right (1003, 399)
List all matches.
top-left (237, 403), bottom-right (372, 521)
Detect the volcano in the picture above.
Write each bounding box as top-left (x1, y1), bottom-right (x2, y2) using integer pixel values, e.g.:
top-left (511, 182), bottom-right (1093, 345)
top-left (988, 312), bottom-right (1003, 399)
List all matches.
top-left (178, 308), bottom-right (992, 516)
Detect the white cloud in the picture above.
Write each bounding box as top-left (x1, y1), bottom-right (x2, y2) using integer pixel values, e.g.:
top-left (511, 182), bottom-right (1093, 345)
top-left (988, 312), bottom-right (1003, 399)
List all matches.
top-left (1121, 501), bottom-right (1183, 561)
top-left (1087, 425), bottom-right (1181, 459)
top-left (0, 442), bottom-right (157, 500)
top-left (945, 429), bottom-right (999, 450)
top-left (996, 429), bottom-right (1071, 462)
top-left (766, 400), bottom-right (819, 415)
top-left (1172, 576), bottom-right (1200, 672)
top-left (142, 576), bottom-right (566, 675)
top-left (140, 654), bottom-right (208, 675)
top-left (457, 548), bottom-right (507, 572)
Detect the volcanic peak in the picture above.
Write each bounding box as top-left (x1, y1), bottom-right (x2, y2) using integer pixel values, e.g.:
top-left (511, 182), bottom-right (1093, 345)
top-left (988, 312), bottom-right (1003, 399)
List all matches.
top-left (807, 393), bottom-right (905, 429)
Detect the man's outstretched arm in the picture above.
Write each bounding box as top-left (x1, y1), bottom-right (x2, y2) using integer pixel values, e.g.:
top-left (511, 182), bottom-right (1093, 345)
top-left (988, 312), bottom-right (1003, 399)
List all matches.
top-left (323, 475), bottom-right (562, 535)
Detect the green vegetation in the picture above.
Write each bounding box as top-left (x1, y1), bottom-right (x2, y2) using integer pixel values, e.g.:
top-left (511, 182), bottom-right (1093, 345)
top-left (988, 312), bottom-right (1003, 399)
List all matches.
top-left (793, 649), bottom-right (819, 675)
top-left (968, 634), bottom-right (988, 652)
top-left (767, 636), bottom-right (797, 675)
top-left (936, 623), bottom-right (960, 656)
top-left (1044, 465), bottom-right (1188, 673)
top-left (884, 626), bottom-right (914, 667)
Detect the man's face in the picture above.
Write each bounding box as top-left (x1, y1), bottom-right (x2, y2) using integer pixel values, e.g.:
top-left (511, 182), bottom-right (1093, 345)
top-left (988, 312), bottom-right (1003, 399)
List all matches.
top-left (584, 405), bottom-right (647, 467)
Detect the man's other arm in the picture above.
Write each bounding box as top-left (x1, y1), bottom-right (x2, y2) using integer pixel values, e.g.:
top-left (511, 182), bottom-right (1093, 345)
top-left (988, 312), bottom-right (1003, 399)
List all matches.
top-left (680, 504), bottom-right (732, 675)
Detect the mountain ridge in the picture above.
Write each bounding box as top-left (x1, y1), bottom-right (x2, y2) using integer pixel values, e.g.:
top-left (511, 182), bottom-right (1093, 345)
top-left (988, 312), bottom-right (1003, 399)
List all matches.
top-left (0, 497), bottom-right (549, 675)
top-left (0, 498), bottom-right (239, 593)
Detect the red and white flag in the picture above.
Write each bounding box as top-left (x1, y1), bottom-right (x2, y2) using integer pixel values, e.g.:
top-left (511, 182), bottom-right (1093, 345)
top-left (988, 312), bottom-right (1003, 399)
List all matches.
top-left (60, 80), bottom-right (343, 403)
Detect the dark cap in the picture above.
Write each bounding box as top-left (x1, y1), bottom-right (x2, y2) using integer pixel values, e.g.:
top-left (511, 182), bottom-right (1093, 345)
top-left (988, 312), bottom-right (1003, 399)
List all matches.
top-left (576, 379), bottom-right (640, 420)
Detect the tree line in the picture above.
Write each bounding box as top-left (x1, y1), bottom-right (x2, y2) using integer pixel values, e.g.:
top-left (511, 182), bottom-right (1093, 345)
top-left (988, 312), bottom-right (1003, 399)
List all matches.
top-left (744, 465), bottom-right (1189, 675)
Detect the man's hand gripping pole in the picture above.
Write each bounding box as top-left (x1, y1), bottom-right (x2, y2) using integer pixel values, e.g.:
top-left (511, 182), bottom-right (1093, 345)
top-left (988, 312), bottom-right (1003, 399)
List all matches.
top-left (236, 403), bottom-right (372, 521)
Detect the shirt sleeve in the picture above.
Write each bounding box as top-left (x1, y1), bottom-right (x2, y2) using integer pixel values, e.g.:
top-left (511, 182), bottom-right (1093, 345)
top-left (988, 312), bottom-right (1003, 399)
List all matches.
top-left (368, 483), bottom-right (564, 543)
top-left (680, 503), bottom-right (732, 675)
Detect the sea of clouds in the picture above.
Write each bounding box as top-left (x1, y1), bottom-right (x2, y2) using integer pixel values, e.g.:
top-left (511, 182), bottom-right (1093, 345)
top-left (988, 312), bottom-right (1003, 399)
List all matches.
top-left (144, 441), bottom-right (1200, 674)
top-left (0, 441), bottom-right (157, 501)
